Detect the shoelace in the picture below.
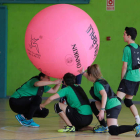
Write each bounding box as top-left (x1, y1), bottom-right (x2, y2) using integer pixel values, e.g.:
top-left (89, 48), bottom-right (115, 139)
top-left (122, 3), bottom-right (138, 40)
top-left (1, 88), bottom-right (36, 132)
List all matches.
top-left (24, 119), bottom-right (34, 125)
top-left (63, 126), bottom-right (69, 129)
top-left (19, 115), bottom-right (25, 121)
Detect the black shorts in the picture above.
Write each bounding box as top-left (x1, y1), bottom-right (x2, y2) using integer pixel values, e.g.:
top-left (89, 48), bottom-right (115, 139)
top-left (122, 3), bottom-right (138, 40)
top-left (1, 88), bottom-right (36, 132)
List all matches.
top-left (117, 79), bottom-right (139, 96)
top-left (106, 105), bottom-right (121, 119)
top-left (66, 106), bottom-right (93, 129)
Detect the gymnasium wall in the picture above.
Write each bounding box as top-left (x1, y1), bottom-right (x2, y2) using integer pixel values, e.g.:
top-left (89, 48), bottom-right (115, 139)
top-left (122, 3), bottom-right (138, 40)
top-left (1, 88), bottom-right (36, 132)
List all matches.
top-left (5, 0), bottom-right (140, 100)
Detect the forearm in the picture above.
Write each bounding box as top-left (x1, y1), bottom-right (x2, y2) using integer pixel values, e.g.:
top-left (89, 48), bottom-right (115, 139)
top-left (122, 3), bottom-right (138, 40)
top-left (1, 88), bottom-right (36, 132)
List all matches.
top-left (52, 84), bottom-right (61, 93)
top-left (34, 81), bottom-right (55, 87)
top-left (83, 72), bottom-right (88, 79)
top-left (121, 62), bottom-right (127, 80)
top-left (101, 95), bottom-right (107, 109)
top-left (121, 67), bottom-right (127, 80)
top-left (43, 97), bottom-right (52, 106)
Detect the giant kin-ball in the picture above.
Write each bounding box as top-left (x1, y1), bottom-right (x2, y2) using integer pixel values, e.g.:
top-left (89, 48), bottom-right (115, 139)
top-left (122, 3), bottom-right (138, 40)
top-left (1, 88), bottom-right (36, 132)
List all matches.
top-left (25, 4), bottom-right (100, 78)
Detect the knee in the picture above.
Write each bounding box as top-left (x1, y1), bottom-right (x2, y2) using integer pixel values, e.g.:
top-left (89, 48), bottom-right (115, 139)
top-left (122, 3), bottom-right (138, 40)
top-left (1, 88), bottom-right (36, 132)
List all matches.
top-left (41, 108), bottom-right (49, 118)
top-left (108, 125), bottom-right (119, 136)
top-left (124, 98), bottom-right (133, 108)
top-left (54, 103), bottom-right (63, 114)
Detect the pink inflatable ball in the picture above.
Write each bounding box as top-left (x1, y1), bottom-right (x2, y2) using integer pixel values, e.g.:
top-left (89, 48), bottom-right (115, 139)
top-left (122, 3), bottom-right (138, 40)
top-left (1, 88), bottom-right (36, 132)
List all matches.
top-left (25, 4), bottom-right (100, 78)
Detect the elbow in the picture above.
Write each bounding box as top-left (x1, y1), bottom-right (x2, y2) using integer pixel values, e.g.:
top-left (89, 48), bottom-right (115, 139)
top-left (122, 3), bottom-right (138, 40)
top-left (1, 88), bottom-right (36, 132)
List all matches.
top-left (52, 89), bottom-right (57, 94)
top-left (122, 66), bottom-right (127, 71)
top-left (34, 83), bottom-right (38, 87)
top-left (34, 82), bottom-right (40, 87)
top-left (103, 94), bottom-right (107, 99)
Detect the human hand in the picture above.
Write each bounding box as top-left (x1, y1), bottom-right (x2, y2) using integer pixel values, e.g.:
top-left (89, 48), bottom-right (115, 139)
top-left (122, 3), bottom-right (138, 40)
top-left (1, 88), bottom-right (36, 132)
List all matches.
top-left (55, 79), bottom-right (62, 85)
top-left (78, 67), bottom-right (85, 74)
top-left (40, 103), bottom-right (45, 110)
top-left (97, 110), bottom-right (104, 121)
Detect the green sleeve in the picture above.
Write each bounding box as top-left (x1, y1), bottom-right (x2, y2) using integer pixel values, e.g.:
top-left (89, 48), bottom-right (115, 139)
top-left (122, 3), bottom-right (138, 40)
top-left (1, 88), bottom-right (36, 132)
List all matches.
top-left (94, 82), bottom-right (105, 92)
top-left (44, 86), bottom-right (51, 92)
top-left (29, 78), bottom-right (39, 86)
top-left (122, 46), bottom-right (131, 62)
top-left (57, 87), bottom-right (68, 98)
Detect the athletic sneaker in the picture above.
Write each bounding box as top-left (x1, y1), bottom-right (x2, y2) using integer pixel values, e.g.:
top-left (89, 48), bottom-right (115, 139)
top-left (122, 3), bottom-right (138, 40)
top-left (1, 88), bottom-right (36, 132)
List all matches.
top-left (135, 124), bottom-right (140, 137)
top-left (58, 126), bottom-right (75, 132)
top-left (22, 119), bottom-right (40, 127)
top-left (93, 125), bottom-right (108, 133)
top-left (15, 114), bottom-right (26, 125)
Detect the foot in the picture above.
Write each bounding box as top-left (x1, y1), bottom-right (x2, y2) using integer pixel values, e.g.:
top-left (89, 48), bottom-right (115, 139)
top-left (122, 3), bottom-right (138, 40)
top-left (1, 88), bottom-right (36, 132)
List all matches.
top-left (93, 125), bottom-right (108, 133)
top-left (58, 126), bottom-right (75, 132)
top-left (22, 119), bottom-right (40, 127)
top-left (135, 124), bottom-right (140, 137)
top-left (15, 114), bottom-right (26, 125)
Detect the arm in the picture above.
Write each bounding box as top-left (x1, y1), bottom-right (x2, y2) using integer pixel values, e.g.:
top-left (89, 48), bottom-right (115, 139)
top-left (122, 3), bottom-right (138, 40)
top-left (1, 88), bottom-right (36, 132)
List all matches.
top-left (40, 93), bottom-right (60, 109)
top-left (82, 72), bottom-right (88, 79)
top-left (47, 84), bottom-right (61, 94)
top-left (121, 62), bottom-right (127, 80)
top-left (78, 67), bottom-right (88, 79)
top-left (97, 90), bottom-right (107, 121)
top-left (100, 90), bottom-right (107, 109)
top-left (34, 79), bottom-right (61, 87)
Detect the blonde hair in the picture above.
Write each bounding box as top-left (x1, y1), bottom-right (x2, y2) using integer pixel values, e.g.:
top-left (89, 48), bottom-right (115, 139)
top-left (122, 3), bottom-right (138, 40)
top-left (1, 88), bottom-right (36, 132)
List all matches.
top-left (87, 64), bottom-right (102, 80)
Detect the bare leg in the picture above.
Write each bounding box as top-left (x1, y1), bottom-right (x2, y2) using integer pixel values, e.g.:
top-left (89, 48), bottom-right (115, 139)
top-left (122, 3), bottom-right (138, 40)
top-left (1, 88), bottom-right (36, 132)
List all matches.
top-left (125, 95), bottom-right (139, 117)
top-left (59, 103), bottom-right (73, 126)
top-left (107, 118), bottom-right (118, 127)
top-left (95, 101), bottom-right (106, 113)
top-left (116, 91), bottom-right (126, 100)
top-left (95, 101), bottom-right (101, 110)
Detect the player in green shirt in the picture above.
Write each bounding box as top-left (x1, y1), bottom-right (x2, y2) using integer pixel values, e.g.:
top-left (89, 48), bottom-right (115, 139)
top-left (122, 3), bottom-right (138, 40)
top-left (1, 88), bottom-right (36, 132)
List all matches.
top-left (9, 72), bottom-right (62, 127)
top-left (40, 73), bottom-right (93, 132)
top-left (81, 64), bottom-right (140, 137)
top-left (117, 27), bottom-right (140, 132)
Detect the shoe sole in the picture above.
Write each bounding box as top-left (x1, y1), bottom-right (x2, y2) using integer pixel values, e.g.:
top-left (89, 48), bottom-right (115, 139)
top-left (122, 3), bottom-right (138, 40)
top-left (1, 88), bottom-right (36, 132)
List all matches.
top-left (15, 115), bottom-right (23, 125)
top-left (58, 129), bottom-right (75, 132)
top-left (135, 134), bottom-right (140, 137)
top-left (93, 130), bottom-right (108, 133)
top-left (22, 124), bottom-right (40, 127)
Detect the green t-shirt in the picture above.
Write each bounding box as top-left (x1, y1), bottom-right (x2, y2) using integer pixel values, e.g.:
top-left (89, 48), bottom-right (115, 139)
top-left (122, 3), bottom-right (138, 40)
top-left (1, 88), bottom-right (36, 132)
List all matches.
top-left (11, 78), bottom-right (51, 98)
top-left (94, 82), bottom-right (121, 110)
top-left (57, 85), bottom-right (92, 115)
top-left (122, 43), bottom-right (140, 82)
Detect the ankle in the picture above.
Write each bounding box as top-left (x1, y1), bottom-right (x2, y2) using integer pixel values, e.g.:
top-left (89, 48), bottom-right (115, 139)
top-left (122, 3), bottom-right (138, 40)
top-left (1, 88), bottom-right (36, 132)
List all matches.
top-left (135, 115), bottom-right (140, 124)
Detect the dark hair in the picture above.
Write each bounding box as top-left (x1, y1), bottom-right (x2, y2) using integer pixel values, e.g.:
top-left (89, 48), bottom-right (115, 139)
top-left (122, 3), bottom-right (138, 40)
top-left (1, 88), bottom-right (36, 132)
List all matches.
top-left (125, 27), bottom-right (137, 40)
top-left (38, 72), bottom-right (46, 80)
top-left (87, 64), bottom-right (102, 80)
top-left (63, 73), bottom-right (76, 86)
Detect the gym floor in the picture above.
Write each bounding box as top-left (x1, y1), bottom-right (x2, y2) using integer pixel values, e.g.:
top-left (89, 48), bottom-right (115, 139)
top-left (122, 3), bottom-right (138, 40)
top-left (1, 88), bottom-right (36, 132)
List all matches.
top-left (0, 98), bottom-right (139, 140)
